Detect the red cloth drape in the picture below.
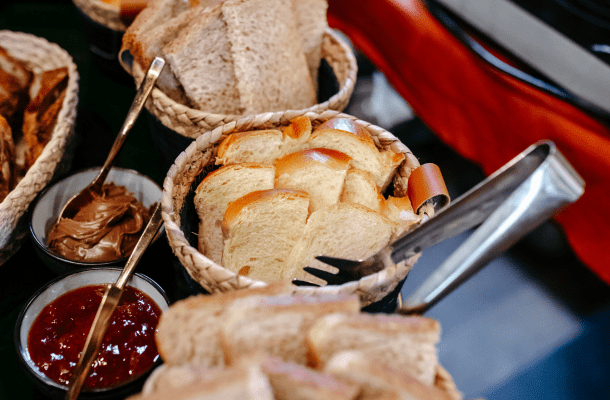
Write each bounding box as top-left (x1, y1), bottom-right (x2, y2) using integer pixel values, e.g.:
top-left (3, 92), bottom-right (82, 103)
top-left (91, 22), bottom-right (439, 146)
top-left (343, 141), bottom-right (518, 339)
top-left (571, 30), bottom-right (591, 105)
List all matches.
top-left (327, 0), bottom-right (610, 284)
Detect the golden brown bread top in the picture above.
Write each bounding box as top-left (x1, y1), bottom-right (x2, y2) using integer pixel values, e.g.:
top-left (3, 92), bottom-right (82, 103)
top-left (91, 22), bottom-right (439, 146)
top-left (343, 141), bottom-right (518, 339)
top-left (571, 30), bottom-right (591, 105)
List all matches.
top-left (282, 115), bottom-right (312, 140)
top-left (216, 129), bottom-right (283, 162)
top-left (274, 148), bottom-right (352, 178)
top-left (315, 117), bottom-right (372, 139)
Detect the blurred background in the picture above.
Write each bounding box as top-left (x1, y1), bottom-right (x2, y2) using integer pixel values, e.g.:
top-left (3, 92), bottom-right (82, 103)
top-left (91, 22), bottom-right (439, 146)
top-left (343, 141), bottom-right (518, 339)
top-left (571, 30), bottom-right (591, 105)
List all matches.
top-left (1, 0), bottom-right (610, 399)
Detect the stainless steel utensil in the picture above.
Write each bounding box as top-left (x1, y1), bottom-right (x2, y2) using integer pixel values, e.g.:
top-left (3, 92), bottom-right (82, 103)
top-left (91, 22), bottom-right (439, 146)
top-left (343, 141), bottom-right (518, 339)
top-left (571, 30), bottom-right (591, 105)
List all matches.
top-left (293, 140), bottom-right (585, 289)
top-left (64, 202), bottom-right (164, 400)
top-left (58, 57), bottom-right (165, 220)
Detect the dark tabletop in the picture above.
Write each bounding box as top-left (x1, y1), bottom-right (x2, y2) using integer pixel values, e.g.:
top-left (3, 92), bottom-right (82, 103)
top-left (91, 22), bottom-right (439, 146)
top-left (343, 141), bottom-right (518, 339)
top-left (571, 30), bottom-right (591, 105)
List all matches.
top-left (0, 1), bottom-right (198, 398)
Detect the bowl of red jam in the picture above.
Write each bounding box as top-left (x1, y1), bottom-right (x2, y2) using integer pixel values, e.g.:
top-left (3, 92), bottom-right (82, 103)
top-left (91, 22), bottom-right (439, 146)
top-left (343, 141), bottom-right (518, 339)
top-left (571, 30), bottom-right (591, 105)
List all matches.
top-left (15, 267), bottom-right (170, 399)
top-left (29, 166), bottom-right (164, 275)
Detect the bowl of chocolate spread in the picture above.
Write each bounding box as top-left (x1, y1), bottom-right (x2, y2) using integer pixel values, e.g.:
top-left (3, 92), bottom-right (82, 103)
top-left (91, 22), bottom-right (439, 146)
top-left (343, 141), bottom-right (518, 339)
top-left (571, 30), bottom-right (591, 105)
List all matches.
top-left (15, 267), bottom-right (170, 399)
top-left (29, 166), bottom-right (163, 275)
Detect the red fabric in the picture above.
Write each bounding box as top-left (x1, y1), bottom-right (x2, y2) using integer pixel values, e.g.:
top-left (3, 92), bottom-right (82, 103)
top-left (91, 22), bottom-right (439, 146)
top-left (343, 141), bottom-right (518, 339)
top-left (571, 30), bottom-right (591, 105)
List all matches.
top-left (327, 0), bottom-right (610, 284)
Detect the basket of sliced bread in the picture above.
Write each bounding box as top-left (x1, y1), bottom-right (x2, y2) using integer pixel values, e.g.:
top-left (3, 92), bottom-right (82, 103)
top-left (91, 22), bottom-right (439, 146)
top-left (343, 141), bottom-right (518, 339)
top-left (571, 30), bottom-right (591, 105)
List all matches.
top-left (118, 0), bottom-right (357, 162)
top-left (0, 30), bottom-right (78, 265)
top-left (127, 282), bottom-right (463, 400)
top-left (162, 110), bottom-right (431, 308)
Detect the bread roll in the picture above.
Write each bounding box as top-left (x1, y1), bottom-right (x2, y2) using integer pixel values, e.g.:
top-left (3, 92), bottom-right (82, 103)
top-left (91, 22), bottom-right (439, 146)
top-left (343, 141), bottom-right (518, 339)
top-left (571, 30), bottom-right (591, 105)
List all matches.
top-left (155, 281), bottom-right (294, 368)
top-left (194, 162), bottom-right (274, 263)
top-left (307, 313), bottom-right (441, 386)
top-left (222, 188), bottom-right (310, 281)
top-left (275, 148), bottom-right (351, 212)
top-left (219, 294), bottom-right (360, 366)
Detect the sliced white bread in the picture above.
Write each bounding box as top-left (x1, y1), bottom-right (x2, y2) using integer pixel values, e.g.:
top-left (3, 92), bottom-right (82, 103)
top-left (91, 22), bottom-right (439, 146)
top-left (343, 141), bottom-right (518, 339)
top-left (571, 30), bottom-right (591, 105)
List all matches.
top-left (283, 202), bottom-right (397, 284)
top-left (307, 313), bottom-right (441, 386)
top-left (216, 129), bottom-right (284, 165)
top-left (163, 3), bottom-right (245, 114)
top-left (259, 355), bottom-right (360, 400)
top-left (310, 118), bottom-right (405, 190)
top-left (219, 294), bottom-right (360, 366)
top-left (324, 351), bottom-right (457, 400)
top-left (222, 0), bottom-right (316, 114)
top-left (384, 195), bottom-right (422, 239)
top-left (155, 281), bottom-right (294, 367)
top-left (128, 360), bottom-right (275, 400)
top-left (280, 115), bottom-right (313, 155)
top-left (222, 188), bottom-right (310, 280)
top-left (275, 148), bottom-right (351, 213)
top-left (340, 168), bottom-right (386, 214)
top-left (194, 162), bottom-right (274, 264)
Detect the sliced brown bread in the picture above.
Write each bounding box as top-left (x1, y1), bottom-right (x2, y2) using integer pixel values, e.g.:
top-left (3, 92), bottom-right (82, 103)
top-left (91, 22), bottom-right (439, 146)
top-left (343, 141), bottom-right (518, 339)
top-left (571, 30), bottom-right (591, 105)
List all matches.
top-left (275, 148), bottom-right (351, 212)
top-left (155, 281), bottom-right (294, 367)
top-left (219, 294), bottom-right (360, 366)
top-left (293, 0), bottom-right (328, 90)
top-left (340, 168), bottom-right (386, 214)
top-left (307, 313), bottom-right (441, 386)
top-left (283, 202), bottom-right (397, 283)
top-left (222, 188), bottom-right (310, 281)
top-left (324, 351), bottom-right (457, 400)
top-left (222, 0), bottom-right (316, 114)
top-left (216, 129), bottom-right (284, 165)
top-left (163, 3), bottom-right (244, 114)
top-left (194, 162), bottom-right (274, 264)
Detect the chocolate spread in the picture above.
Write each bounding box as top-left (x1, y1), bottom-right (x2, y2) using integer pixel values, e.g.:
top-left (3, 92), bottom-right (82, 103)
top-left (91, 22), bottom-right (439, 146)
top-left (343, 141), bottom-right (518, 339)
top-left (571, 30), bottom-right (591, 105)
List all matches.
top-left (47, 183), bottom-right (154, 262)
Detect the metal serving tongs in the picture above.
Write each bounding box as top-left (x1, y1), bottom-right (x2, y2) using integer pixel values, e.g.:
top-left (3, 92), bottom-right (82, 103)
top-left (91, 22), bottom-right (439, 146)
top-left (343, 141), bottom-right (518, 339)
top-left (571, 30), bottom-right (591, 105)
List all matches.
top-left (293, 141), bottom-right (585, 312)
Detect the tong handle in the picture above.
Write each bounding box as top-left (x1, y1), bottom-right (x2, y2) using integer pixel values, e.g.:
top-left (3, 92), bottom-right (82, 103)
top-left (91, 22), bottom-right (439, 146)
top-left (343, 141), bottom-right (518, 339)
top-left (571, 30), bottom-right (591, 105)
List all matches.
top-left (398, 141), bottom-right (584, 314)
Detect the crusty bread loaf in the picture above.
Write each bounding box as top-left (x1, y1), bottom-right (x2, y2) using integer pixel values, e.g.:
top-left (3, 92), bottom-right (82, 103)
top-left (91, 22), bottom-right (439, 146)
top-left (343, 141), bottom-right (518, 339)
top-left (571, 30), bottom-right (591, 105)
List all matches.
top-left (222, 0), bottom-right (316, 114)
top-left (128, 360), bottom-right (275, 400)
top-left (163, 3), bottom-right (244, 114)
top-left (283, 202), bottom-right (397, 283)
top-left (260, 355), bottom-right (359, 400)
top-left (324, 351), bottom-right (456, 400)
top-left (340, 168), bottom-right (386, 214)
top-left (155, 281), bottom-right (294, 367)
top-left (220, 294), bottom-right (360, 366)
top-left (307, 313), bottom-right (441, 386)
top-left (222, 188), bottom-right (310, 281)
top-left (275, 148), bottom-right (351, 213)
top-left (194, 162), bottom-right (274, 264)
top-left (216, 129), bottom-right (284, 165)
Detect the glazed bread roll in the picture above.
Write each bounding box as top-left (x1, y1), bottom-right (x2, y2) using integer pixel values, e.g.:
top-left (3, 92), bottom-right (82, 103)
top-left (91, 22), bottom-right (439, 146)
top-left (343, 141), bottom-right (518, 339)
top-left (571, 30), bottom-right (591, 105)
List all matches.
top-left (221, 188), bottom-right (310, 281)
top-left (194, 162), bottom-right (274, 264)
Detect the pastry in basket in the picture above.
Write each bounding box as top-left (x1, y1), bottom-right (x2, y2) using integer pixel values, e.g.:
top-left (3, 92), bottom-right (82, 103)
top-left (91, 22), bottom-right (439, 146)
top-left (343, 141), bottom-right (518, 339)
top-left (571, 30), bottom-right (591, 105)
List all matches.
top-left (194, 116), bottom-right (419, 284)
top-left (121, 0), bottom-right (327, 114)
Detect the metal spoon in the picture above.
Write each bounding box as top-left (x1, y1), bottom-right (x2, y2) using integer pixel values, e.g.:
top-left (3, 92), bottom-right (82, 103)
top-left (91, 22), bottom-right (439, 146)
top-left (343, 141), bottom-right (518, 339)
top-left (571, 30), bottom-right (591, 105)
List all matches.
top-left (58, 57), bottom-right (165, 220)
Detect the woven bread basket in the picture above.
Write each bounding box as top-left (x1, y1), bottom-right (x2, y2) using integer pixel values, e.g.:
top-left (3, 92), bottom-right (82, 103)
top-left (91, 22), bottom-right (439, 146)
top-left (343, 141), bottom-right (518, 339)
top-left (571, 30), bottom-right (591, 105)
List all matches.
top-left (121, 27), bottom-right (357, 137)
top-left (72, 0), bottom-right (127, 32)
top-left (0, 31), bottom-right (79, 265)
top-left (161, 110), bottom-right (427, 307)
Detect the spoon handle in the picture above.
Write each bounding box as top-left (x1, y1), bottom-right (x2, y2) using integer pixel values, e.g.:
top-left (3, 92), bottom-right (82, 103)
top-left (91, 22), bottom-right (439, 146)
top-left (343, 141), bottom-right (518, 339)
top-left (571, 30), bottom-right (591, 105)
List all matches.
top-left (89, 57), bottom-right (165, 193)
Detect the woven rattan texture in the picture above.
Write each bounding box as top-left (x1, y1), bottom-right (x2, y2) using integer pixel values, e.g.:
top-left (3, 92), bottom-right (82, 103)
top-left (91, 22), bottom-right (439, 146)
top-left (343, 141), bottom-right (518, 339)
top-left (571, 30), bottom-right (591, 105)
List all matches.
top-left (0, 31), bottom-right (79, 265)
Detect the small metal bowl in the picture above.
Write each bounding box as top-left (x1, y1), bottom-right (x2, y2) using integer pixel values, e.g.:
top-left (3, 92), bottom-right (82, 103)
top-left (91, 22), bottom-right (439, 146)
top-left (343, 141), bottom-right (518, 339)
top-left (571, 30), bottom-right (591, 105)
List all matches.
top-left (14, 267), bottom-right (170, 400)
top-left (29, 167), bottom-right (164, 275)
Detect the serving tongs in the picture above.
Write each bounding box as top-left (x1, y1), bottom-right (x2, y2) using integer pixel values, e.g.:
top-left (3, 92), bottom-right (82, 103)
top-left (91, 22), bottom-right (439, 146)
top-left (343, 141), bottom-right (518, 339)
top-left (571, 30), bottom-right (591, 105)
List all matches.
top-left (293, 141), bottom-right (585, 313)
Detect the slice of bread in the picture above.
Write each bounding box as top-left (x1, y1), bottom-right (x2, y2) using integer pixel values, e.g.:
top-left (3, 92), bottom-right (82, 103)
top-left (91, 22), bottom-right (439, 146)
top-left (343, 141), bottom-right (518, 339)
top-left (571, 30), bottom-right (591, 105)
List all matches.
top-left (293, 0), bottom-right (328, 91)
top-left (0, 115), bottom-right (14, 201)
top-left (155, 281), bottom-right (294, 367)
top-left (283, 202), bottom-right (396, 283)
top-left (219, 294), bottom-right (360, 366)
top-left (216, 129), bottom-right (284, 165)
top-left (307, 125), bottom-right (404, 191)
top-left (324, 351), bottom-right (456, 400)
top-left (281, 115), bottom-right (313, 154)
top-left (384, 195), bottom-right (421, 239)
top-left (163, 3), bottom-right (244, 114)
top-left (340, 168), bottom-right (386, 214)
top-left (222, 188), bottom-right (310, 281)
top-left (222, 0), bottom-right (316, 114)
top-left (194, 162), bottom-right (274, 264)
top-left (0, 45), bottom-right (32, 127)
top-left (307, 313), bottom-right (441, 386)
top-left (259, 355), bottom-right (360, 400)
top-left (275, 148), bottom-right (351, 212)
top-left (128, 360), bottom-right (275, 400)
